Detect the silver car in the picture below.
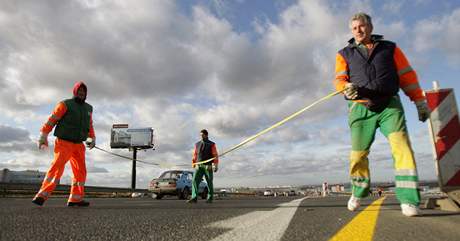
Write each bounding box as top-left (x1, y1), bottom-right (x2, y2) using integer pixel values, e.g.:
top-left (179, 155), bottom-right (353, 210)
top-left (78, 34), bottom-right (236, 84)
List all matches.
top-left (149, 170), bottom-right (208, 200)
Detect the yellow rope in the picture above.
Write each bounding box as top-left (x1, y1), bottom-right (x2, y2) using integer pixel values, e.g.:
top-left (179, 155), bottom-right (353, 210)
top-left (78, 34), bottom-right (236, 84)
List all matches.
top-left (193, 90), bottom-right (342, 166)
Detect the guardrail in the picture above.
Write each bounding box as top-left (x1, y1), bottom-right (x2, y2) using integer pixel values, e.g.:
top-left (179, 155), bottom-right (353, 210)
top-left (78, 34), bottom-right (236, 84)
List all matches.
top-left (0, 182), bottom-right (148, 197)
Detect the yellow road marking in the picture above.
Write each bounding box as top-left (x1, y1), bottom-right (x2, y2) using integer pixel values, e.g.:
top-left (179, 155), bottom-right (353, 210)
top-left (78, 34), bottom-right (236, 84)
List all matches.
top-left (329, 197), bottom-right (386, 241)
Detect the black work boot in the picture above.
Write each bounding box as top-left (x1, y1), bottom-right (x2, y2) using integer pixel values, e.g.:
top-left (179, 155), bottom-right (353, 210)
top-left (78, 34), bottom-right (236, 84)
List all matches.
top-left (67, 200), bottom-right (90, 207)
top-left (187, 198), bottom-right (197, 204)
top-left (32, 197), bottom-right (45, 206)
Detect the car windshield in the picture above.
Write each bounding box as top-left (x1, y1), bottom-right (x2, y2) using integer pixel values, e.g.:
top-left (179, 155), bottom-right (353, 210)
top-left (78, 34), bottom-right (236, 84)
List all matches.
top-left (159, 171), bottom-right (182, 179)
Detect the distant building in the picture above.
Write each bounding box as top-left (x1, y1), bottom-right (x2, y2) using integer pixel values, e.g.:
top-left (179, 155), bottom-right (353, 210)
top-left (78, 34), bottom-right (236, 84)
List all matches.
top-left (0, 168), bottom-right (47, 184)
top-left (331, 184), bottom-right (345, 192)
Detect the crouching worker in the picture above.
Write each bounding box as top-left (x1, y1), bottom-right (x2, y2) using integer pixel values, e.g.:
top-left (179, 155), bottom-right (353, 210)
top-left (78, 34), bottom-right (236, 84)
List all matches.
top-left (188, 129), bottom-right (219, 204)
top-left (32, 81), bottom-right (96, 207)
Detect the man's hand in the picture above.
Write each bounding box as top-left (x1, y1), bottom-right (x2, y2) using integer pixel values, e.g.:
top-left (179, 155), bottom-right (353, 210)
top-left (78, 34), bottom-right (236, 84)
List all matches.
top-left (213, 163), bottom-right (218, 173)
top-left (38, 132), bottom-right (48, 150)
top-left (344, 83), bottom-right (359, 99)
top-left (85, 137), bottom-right (95, 149)
top-left (415, 100), bottom-right (430, 122)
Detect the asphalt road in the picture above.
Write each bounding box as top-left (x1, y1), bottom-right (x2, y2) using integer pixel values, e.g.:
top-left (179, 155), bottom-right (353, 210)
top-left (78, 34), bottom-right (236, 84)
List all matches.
top-left (1, 195), bottom-right (459, 241)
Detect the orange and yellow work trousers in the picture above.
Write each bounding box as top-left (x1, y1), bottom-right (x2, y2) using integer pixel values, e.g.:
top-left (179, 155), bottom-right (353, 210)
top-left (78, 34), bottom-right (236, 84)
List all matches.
top-left (34, 138), bottom-right (87, 203)
top-left (348, 96), bottom-right (421, 205)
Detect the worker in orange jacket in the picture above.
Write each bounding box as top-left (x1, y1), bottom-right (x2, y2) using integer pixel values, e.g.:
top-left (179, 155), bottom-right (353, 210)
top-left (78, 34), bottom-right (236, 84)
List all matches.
top-left (32, 81), bottom-right (95, 207)
top-left (334, 13), bottom-right (430, 217)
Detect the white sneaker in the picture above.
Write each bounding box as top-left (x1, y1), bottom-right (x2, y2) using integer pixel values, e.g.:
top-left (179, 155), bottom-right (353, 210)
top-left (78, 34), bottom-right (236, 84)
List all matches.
top-left (347, 195), bottom-right (361, 211)
top-left (401, 203), bottom-right (419, 217)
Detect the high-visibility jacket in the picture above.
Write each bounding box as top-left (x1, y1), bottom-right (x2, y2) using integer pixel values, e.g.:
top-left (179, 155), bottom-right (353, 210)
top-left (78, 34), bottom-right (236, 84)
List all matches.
top-left (53, 99), bottom-right (93, 142)
top-left (334, 35), bottom-right (425, 110)
top-left (192, 139), bottom-right (219, 165)
top-left (40, 82), bottom-right (95, 141)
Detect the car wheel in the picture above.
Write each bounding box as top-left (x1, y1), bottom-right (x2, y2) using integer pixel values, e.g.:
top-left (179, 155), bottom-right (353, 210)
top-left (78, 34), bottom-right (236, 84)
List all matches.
top-left (181, 187), bottom-right (190, 200)
top-left (201, 188), bottom-right (208, 199)
top-left (155, 194), bottom-right (164, 200)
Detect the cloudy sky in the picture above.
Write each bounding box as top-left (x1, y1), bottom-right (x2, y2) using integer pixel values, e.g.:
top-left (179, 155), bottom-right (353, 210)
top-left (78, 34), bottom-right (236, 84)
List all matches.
top-left (1, 0), bottom-right (460, 188)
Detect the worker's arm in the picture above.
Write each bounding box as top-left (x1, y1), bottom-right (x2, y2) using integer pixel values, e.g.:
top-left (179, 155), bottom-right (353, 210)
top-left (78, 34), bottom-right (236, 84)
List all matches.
top-left (88, 112), bottom-right (95, 139)
top-left (334, 53), bottom-right (349, 92)
top-left (38, 102), bottom-right (67, 149)
top-left (394, 46), bottom-right (429, 122)
top-left (394, 46), bottom-right (425, 102)
top-left (211, 143), bottom-right (219, 172)
top-left (40, 102), bottom-right (67, 134)
top-left (85, 112), bottom-right (96, 149)
top-left (191, 144), bottom-right (198, 168)
top-left (211, 144), bottom-right (219, 164)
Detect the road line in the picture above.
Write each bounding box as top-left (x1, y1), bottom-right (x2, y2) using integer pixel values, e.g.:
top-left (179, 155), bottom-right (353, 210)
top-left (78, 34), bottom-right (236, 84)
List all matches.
top-left (208, 197), bottom-right (307, 241)
top-left (329, 197), bottom-right (386, 241)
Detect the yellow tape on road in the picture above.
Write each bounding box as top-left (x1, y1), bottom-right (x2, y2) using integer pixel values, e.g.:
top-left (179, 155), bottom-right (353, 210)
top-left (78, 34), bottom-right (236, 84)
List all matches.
top-left (329, 197), bottom-right (386, 241)
top-left (194, 90), bottom-right (342, 166)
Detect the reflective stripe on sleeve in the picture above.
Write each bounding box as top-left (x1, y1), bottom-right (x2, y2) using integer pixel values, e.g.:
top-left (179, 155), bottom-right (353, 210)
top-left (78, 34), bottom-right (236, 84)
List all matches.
top-left (398, 66), bottom-right (413, 76)
top-left (46, 121), bottom-right (56, 127)
top-left (335, 70), bottom-right (348, 77)
top-left (50, 114), bottom-right (59, 121)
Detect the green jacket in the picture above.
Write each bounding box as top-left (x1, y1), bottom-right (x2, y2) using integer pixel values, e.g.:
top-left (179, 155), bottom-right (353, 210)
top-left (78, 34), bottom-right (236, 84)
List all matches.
top-left (54, 98), bottom-right (93, 142)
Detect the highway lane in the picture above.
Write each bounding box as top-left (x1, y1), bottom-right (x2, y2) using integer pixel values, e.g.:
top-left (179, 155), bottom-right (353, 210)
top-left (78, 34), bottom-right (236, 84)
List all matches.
top-left (1, 195), bottom-right (459, 241)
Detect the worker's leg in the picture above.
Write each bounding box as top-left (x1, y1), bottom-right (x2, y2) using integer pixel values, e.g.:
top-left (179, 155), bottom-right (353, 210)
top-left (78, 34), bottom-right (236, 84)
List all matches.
top-left (379, 97), bottom-right (420, 206)
top-left (203, 165), bottom-right (214, 201)
top-left (191, 165), bottom-right (205, 200)
top-left (349, 102), bottom-right (378, 198)
top-left (68, 143), bottom-right (87, 203)
top-left (34, 139), bottom-right (71, 200)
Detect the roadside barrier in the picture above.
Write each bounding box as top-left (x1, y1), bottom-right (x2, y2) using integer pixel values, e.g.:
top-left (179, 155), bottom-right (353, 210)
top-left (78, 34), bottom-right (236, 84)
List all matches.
top-left (425, 81), bottom-right (460, 211)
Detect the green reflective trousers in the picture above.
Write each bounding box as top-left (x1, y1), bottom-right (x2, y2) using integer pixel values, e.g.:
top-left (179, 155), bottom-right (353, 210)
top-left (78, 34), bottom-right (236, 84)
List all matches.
top-left (348, 97), bottom-right (420, 205)
top-left (191, 164), bottom-right (214, 200)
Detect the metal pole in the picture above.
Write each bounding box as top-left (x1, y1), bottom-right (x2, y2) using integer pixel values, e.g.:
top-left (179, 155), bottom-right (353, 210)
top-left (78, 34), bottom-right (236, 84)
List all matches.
top-left (132, 148), bottom-right (137, 190)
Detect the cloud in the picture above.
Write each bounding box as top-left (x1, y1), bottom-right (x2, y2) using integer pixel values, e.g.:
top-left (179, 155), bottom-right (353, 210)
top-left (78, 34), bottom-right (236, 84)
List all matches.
top-left (0, 125), bottom-right (30, 143)
top-left (382, 1), bottom-right (404, 15)
top-left (0, 0), bottom-right (440, 187)
top-left (414, 8), bottom-right (460, 63)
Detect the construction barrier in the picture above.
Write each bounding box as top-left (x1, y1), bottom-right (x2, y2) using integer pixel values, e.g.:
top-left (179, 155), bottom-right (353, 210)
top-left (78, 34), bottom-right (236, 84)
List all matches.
top-left (425, 81), bottom-right (460, 211)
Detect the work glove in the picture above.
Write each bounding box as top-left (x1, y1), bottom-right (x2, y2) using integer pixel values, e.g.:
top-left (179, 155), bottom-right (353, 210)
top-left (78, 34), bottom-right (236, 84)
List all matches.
top-left (415, 100), bottom-right (430, 122)
top-left (344, 83), bottom-right (359, 100)
top-left (85, 137), bottom-right (96, 149)
top-left (38, 132), bottom-right (48, 150)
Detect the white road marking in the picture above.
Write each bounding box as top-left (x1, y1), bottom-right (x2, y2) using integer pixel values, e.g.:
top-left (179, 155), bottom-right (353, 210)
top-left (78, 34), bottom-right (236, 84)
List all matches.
top-left (208, 197), bottom-right (307, 241)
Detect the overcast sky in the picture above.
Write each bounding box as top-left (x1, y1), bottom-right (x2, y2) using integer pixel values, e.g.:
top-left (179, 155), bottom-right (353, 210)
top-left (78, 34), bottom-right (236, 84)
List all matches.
top-left (1, 0), bottom-right (460, 188)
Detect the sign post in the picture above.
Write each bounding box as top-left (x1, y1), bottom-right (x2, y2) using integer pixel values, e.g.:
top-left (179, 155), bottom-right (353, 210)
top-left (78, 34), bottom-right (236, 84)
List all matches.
top-left (110, 124), bottom-right (154, 191)
top-left (132, 148), bottom-right (137, 190)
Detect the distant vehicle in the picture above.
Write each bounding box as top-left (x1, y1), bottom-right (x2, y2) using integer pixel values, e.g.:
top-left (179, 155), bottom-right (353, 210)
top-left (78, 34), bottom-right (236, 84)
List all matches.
top-left (149, 170), bottom-right (208, 200)
top-left (263, 190), bottom-right (273, 196)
